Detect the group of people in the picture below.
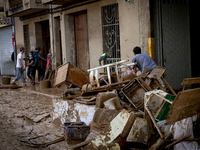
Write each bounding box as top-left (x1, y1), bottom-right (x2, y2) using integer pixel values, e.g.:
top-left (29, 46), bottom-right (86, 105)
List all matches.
top-left (12, 46), bottom-right (52, 85)
top-left (12, 45), bottom-right (156, 86)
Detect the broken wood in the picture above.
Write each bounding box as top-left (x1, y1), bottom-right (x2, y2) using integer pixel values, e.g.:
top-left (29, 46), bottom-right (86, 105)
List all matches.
top-left (166, 88), bottom-right (200, 125)
top-left (169, 137), bottom-right (200, 142)
top-left (0, 85), bottom-right (22, 89)
top-left (148, 131), bottom-right (172, 150)
top-left (165, 135), bottom-right (190, 149)
top-left (181, 77), bottom-right (200, 85)
top-left (121, 78), bottom-right (151, 109)
top-left (33, 113), bottom-right (50, 123)
top-left (54, 62), bottom-right (89, 88)
top-left (147, 66), bottom-right (166, 78)
top-left (162, 78), bottom-right (177, 96)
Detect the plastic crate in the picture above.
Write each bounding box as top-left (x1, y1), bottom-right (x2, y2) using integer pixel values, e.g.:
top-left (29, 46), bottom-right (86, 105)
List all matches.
top-left (64, 122), bottom-right (90, 144)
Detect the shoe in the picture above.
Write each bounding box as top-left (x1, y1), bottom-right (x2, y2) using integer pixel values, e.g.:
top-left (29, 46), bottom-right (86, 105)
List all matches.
top-left (11, 80), bottom-right (16, 85)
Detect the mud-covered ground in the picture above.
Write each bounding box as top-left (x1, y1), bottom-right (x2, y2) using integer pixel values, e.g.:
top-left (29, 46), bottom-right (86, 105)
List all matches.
top-left (0, 87), bottom-right (69, 150)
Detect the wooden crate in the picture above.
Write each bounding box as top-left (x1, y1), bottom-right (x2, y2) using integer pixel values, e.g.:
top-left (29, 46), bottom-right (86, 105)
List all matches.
top-left (54, 62), bottom-right (89, 88)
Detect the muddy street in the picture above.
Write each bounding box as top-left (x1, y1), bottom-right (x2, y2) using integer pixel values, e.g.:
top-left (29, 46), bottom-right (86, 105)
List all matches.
top-left (0, 88), bottom-right (67, 150)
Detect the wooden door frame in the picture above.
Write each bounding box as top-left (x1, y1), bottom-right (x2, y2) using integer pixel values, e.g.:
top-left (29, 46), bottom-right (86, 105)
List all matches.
top-left (74, 10), bottom-right (90, 70)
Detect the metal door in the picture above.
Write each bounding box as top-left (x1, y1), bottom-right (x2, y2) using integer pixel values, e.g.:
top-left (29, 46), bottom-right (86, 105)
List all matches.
top-left (155, 0), bottom-right (191, 89)
top-left (0, 25), bottom-right (15, 76)
top-left (74, 11), bottom-right (89, 71)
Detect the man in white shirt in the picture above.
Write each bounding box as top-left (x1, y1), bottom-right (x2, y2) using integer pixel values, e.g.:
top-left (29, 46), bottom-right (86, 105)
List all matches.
top-left (12, 47), bottom-right (26, 85)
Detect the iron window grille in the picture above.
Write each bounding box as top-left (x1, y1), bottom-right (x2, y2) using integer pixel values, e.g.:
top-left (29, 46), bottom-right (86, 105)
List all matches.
top-left (102, 3), bottom-right (121, 67)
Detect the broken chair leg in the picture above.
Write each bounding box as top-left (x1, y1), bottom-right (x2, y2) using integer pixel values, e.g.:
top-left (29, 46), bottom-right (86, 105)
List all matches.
top-left (162, 78), bottom-right (177, 96)
top-left (145, 106), bottom-right (164, 138)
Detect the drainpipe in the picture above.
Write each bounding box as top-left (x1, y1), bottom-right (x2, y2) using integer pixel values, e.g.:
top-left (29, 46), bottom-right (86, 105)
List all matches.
top-left (11, 17), bottom-right (17, 75)
top-left (50, 4), bottom-right (55, 70)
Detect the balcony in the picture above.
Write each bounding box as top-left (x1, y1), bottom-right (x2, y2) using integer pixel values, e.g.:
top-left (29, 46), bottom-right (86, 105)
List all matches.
top-left (42, 0), bottom-right (99, 6)
top-left (4, 0), bottom-right (49, 17)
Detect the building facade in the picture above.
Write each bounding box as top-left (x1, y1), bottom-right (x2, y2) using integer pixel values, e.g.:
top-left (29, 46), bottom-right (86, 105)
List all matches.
top-left (4, 0), bottom-right (150, 69)
top-left (4, 0), bottom-right (200, 89)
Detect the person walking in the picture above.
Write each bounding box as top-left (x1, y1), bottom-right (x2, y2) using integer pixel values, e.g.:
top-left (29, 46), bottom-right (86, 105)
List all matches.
top-left (26, 51), bottom-right (35, 84)
top-left (12, 47), bottom-right (26, 85)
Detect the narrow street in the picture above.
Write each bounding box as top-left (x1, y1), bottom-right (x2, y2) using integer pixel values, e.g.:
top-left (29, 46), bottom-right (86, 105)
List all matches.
top-left (0, 88), bottom-right (67, 150)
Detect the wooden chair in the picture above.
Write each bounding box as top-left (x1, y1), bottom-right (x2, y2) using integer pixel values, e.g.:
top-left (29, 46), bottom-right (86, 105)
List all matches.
top-left (181, 77), bottom-right (200, 91)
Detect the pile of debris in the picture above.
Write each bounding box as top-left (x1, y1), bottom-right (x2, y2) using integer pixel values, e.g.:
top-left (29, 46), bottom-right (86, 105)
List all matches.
top-left (22, 60), bottom-right (200, 149)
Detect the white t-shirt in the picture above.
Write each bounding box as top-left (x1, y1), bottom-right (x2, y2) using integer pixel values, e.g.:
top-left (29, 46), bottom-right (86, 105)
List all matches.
top-left (16, 53), bottom-right (24, 68)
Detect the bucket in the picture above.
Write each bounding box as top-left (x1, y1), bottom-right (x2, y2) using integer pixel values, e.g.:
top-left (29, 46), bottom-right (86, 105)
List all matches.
top-left (2, 77), bottom-right (11, 85)
top-left (40, 80), bottom-right (50, 89)
top-left (64, 122), bottom-right (90, 144)
top-left (50, 79), bottom-right (55, 88)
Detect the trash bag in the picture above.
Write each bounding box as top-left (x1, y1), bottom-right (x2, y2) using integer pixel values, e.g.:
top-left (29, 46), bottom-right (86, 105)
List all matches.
top-left (121, 66), bottom-right (137, 81)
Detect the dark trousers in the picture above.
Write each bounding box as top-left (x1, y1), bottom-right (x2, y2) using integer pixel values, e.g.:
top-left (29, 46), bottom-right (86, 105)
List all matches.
top-left (33, 65), bottom-right (44, 81)
top-left (27, 67), bottom-right (35, 80)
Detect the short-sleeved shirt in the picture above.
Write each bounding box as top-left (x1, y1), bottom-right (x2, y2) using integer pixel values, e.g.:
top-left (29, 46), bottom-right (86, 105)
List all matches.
top-left (28, 58), bottom-right (35, 67)
top-left (132, 53), bottom-right (157, 73)
top-left (16, 53), bottom-right (24, 68)
top-left (33, 51), bottom-right (40, 64)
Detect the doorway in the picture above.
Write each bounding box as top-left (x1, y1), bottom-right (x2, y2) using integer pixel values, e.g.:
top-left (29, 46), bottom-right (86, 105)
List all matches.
top-left (151, 0), bottom-right (191, 89)
top-left (54, 17), bottom-right (63, 67)
top-left (35, 20), bottom-right (50, 72)
top-left (74, 11), bottom-right (89, 71)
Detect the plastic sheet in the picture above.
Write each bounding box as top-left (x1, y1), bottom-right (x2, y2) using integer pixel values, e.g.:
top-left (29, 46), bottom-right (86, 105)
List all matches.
top-left (170, 115), bottom-right (200, 150)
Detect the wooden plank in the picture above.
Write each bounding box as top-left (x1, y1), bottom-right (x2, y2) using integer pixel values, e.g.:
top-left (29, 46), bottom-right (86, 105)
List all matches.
top-left (147, 66), bottom-right (166, 78)
top-left (121, 79), bottom-right (148, 109)
top-left (181, 77), bottom-right (200, 85)
top-left (0, 85), bottom-right (22, 89)
top-left (166, 88), bottom-right (200, 125)
top-left (148, 131), bottom-right (172, 150)
top-left (162, 78), bottom-right (177, 96)
top-left (54, 63), bottom-right (69, 87)
top-left (91, 110), bottom-right (131, 147)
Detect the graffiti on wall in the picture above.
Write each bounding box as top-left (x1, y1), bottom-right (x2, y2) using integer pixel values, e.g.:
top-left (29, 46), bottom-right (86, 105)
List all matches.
top-left (0, 12), bottom-right (11, 27)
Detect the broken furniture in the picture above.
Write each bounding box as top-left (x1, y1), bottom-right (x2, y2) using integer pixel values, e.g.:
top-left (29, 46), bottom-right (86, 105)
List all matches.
top-left (74, 96), bottom-right (96, 105)
top-left (146, 66), bottom-right (177, 96)
top-left (144, 90), bottom-right (175, 138)
top-left (166, 88), bottom-right (200, 125)
top-left (127, 118), bottom-right (149, 145)
top-left (96, 90), bottom-right (118, 108)
top-left (89, 109), bottom-right (131, 147)
top-left (121, 78), bottom-right (152, 109)
top-left (87, 59), bottom-right (137, 87)
top-left (103, 97), bottom-right (122, 110)
top-left (181, 77), bottom-right (200, 90)
top-left (54, 62), bottom-right (89, 88)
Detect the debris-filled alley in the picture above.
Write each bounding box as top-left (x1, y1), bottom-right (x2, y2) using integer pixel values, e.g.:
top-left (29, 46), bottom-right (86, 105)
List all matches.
top-left (1, 0), bottom-right (200, 150)
top-left (1, 61), bottom-right (200, 150)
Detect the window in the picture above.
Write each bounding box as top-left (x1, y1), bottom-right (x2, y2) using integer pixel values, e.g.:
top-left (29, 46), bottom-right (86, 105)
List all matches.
top-left (102, 3), bottom-right (121, 65)
top-left (9, 0), bottom-right (23, 8)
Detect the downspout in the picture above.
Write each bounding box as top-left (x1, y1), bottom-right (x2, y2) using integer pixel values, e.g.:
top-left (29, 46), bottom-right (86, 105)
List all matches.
top-left (50, 4), bottom-right (55, 70)
top-left (11, 17), bottom-right (17, 75)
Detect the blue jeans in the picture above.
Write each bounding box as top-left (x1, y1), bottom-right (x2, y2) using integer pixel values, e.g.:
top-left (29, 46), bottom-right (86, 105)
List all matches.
top-left (14, 67), bottom-right (26, 83)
